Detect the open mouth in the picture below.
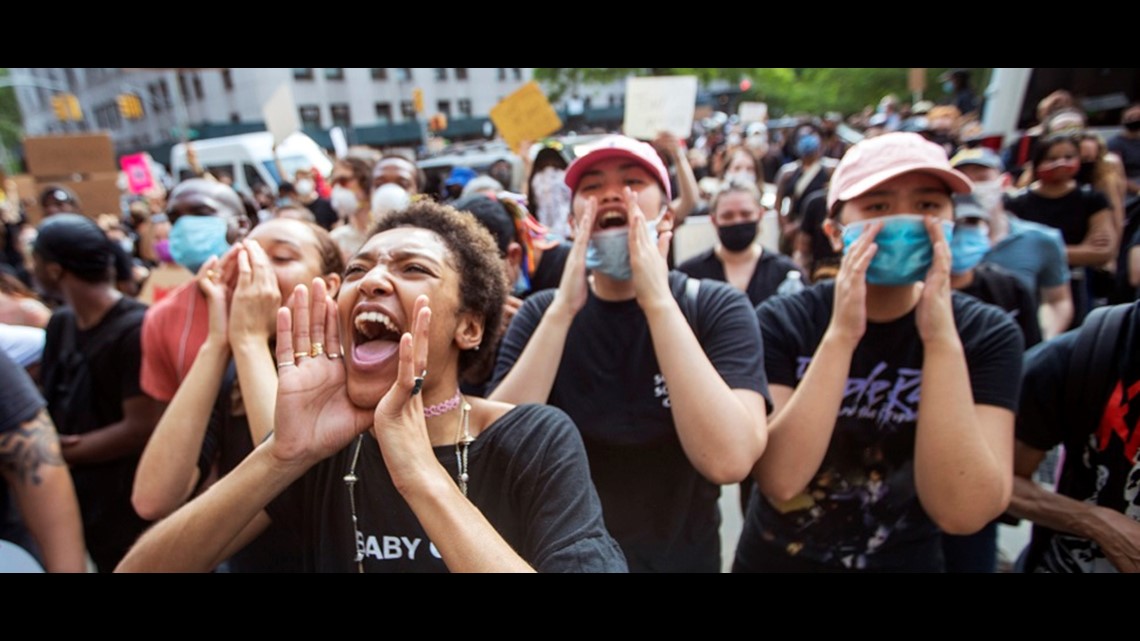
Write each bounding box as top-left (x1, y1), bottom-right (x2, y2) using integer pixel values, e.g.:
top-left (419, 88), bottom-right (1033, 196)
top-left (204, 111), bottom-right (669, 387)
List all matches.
top-left (351, 310), bottom-right (403, 366)
top-left (597, 210), bottom-right (628, 230)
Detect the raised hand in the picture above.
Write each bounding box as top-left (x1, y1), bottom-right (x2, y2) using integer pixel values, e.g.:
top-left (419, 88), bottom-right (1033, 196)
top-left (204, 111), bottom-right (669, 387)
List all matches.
top-left (827, 220), bottom-right (879, 349)
top-left (197, 247), bottom-right (240, 348)
top-left (915, 217), bottom-right (958, 345)
top-left (229, 240), bottom-right (282, 344)
top-left (372, 295), bottom-right (440, 490)
top-left (272, 279), bottom-right (373, 467)
top-left (626, 187), bottom-right (673, 312)
top-left (550, 195), bottom-right (597, 319)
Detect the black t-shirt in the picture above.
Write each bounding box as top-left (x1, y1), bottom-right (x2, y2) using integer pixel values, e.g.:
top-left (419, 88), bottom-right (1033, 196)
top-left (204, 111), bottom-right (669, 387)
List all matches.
top-left (0, 350), bottom-right (47, 551)
top-left (677, 247), bottom-right (801, 307)
top-left (305, 197), bottom-right (338, 231)
top-left (195, 363), bottom-right (303, 572)
top-left (40, 296), bottom-right (151, 571)
top-left (959, 263), bottom-right (1042, 349)
top-left (1004, 185), bottom-right (1110, 247)
top-left (267, 404), bottom-right (627, 572)
top-left (733, 282), bottom-right (1024, 572)
top-left (1016, 301), bottom-right (1140, 572)
top-left (491, 272), bottom-right (770, 572)
top-left (530, 243), bottom-right (570, 295)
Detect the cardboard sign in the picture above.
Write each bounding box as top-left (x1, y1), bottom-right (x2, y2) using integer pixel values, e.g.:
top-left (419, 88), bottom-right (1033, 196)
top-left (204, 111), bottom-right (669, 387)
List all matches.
top-left (738, 102), bottom-right (768, 124)
top-left (24, 133), bottom-right (116, 177)
top-left (622, 76), bottom-right (698, 141)
top-left (329, 127), bottom-right (349, 159)
top-left (120, 153), bottom-right (156, 194)
top-left (262, 83), bottom-right (301, 146)
top-left (489, 81), bottom-right (563, 151)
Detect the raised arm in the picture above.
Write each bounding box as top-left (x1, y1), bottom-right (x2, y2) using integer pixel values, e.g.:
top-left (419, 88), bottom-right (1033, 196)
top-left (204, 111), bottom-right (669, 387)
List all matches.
top-left (132, 256), bottom-right (231, 520)
top-left (656, 132), bottom-right (699, 224)
top-left (228, 241), bottom-right (282, 444)
top-left (488, 201), bottom-right (595, 405)
top-left (912, 220), bottom-right (1017, 534)
top-left (626, 192), bottom-right (766, 484)
top-left (1, 407), bottom-right (86, 573)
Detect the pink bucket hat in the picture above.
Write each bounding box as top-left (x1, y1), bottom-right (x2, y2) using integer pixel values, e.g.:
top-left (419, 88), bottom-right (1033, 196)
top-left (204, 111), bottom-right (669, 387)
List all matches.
top-left (564, 135), bottom-right (672, 200)
top-left (827, 132), bottom-right (973, 213)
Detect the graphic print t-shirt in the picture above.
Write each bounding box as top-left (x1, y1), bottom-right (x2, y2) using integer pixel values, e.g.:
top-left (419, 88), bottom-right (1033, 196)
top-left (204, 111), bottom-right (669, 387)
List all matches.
top-left (735, 282), bottom-right (1023, 571)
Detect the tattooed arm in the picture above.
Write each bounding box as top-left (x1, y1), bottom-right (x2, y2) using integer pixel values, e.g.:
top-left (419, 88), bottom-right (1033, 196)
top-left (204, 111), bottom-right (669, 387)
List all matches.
top-left (0, 408), bottom-right (87, 572)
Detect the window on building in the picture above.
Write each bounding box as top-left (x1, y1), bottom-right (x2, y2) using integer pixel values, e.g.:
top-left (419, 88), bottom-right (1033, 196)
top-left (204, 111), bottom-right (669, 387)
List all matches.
top-left (325, 68), bottom-right (345, 80)
top-left (437, 100), bottom-right (451, 117)
top-left (583, 96), bottom-right (592, 109)
top-left (400, 100), bottom-right (415, 120)
top-left (331, 103), bottom-right (351, 128)
top-left (434, 68), bottom-right (448, 81)
top-left (230, 112), bottom-right (241, 124)
top-left (293, 68), bottom-right (314, 80)
top-left (148, 84), bottom-right (163, 113)
top-left (375, 102), bottom-right (392, 123)
top-left (511, 68), bottom-right (522, 81)
top-left (455, 68), bottom-right (468, 81)
top-left (299, 104), bottom-right (321, 128)
top-left (159, 80), bottom-right (172, 109)
top-left (497, 68), bottom-right (507, 81)
top-left (178, 73), bottom-right (189, 99)
top-left (192, 74), bottom-right (204, 100)
top-left (371, 68), bottom-right (388, 80)
top-left (397, 68), bottom-right (413, 82)
top-left (222, 68), bottom-right (234, 91)
top-left (609, 94), bottom-right (617, 107)
top-left (458, 99), bottom-right (472, 117)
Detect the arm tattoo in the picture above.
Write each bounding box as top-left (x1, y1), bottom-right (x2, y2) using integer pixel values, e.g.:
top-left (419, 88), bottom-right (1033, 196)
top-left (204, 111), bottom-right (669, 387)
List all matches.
top-left (0, 410), bottom-right (66, 486)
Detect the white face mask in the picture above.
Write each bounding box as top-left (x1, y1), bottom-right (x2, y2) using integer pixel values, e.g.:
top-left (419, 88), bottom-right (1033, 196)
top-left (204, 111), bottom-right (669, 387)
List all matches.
top-left (723, 170), bottom-right (757, 185)
top-left (371, 183), bottom-right (411, 219)
top-left (330, 186), bottom-right (361, 218)
top-left (972, 179), bottom-right (1005, 215)
top-left (295, 179), bottom-right (315, 197)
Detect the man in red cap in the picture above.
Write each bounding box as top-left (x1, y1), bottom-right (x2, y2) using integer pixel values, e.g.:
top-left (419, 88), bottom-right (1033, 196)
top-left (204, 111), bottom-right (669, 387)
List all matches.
top-left (490, 134), bottom-right (771, 572)
top-left (734, 132), bottom-right (1024, 572)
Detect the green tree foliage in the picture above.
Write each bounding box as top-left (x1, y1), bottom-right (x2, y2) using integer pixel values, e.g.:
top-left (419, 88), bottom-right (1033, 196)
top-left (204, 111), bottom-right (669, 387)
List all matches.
top-left (535, 68), bottom-right (990, 118)
top-left (0, 69), bottom-right (24, 173)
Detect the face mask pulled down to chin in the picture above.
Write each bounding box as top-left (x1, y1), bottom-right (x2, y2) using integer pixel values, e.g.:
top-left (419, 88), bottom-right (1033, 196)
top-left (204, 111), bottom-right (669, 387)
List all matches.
top-left (585, 212), bottom-right (664, 281)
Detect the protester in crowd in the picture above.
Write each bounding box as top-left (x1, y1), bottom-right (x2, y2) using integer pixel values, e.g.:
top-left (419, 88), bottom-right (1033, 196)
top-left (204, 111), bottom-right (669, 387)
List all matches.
top-left (653, 132), bottom-right (700, 225)
top-left (678, 180), bottom-right (800, 306)
top-left (37, 185), bottom-right (140, 297)
top-left (1010, 299), bottom-right (1140, 572)
top-left (489, 134), bottom-right (770, 572)
top-left (941, 69), bottom-right (980, 117)
top-left (734, 132), bottom-right (1023, 572)
top-left (118, 201), bottom-right (627, 573)
top-left (371, 153), bottom-right (422, 197)
top-left (133, 219), bottom-right (343, 572)
top-left (1004, 132), bottom-right (1116, 325)
top-left (329, 157), bottom-right (376, 261)
top-left (943, 149), bottom-right (1073, 339)
top-left (792, 189), bottom-right (843, 282)
top-left (34, 213), bottom-right (162, 572)
top-left (774, 125), bottom-right (831, 255)
top-left (0, 350), bottom-right (86, 572)
top-left (523, 141), bottom-right (573, 240)
top-left (140, 179), bottom-right (248, 406)
top-left (819, 113), bottom-right (848, 160)
top-left (1107, 104), bottom-right (1140, 195)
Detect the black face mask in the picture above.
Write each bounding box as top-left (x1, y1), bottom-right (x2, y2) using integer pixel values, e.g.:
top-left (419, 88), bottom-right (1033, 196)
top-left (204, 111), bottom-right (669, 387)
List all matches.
top-left (1126, 121), bottom-right (1140, 132)
top-left (1077, 161), bottom-right (1097, 185)
top-left (717, 221), bottom-right (759, 252)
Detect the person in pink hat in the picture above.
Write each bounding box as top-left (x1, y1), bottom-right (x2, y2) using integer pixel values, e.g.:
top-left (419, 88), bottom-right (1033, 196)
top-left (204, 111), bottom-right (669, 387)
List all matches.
top-left (733, 132), bottom-right (1025, 572)
top-left (489, 134), bottom-right (771, 572)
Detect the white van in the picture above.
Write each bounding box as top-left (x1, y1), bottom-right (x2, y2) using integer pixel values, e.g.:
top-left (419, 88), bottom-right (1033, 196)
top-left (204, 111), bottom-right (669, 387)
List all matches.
top-left (170, 131), bottom-right (334, 195)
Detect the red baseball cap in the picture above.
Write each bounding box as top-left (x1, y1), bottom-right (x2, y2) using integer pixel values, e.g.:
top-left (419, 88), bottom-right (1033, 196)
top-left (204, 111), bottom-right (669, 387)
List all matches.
top-left (564, 135), bottom-right (672, 200)
top-left (827, 132), bottom-right (972, 213)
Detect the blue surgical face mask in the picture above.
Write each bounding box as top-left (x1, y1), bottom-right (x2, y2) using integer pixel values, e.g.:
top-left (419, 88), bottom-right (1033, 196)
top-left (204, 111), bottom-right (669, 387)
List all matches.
top-left (943, 80), bottom-right (955, 94)
top-left (796, 134), bottom-right (821, 157)
top-left (169, 215), bottom-right (231, 274)
top-left (841, 214), bottom-right (954, 286)
top-left (950, 223), bottom-right (990, 274)
top-left (585, 215), bottom-right (661, 281)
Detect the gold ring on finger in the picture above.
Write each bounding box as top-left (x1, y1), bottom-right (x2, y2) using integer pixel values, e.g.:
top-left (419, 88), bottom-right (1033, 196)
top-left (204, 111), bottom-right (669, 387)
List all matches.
top-left (310, 342), bottom-right (324, 358)
top-left (294, 351), bottom-right (309, 361)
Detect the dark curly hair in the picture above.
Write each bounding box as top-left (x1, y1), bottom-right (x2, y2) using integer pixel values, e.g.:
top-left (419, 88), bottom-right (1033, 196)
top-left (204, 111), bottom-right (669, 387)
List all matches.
top-left (371, 200), bottom-right (507, 383)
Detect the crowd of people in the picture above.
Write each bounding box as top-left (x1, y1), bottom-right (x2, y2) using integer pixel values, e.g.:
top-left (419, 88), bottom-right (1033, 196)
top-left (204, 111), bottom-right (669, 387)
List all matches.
top-left (1, 76), bottom-right (1138, 573)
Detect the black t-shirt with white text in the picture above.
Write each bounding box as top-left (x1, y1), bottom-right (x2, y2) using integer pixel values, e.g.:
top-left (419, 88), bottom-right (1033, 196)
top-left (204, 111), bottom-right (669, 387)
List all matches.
top-left (733, 282), bottom-right (1023, 572)
top-left (267, 404), bottom-right (627, 572)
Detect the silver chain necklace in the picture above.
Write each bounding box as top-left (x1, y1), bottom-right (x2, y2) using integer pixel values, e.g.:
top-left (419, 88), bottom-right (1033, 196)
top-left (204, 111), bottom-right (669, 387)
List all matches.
top-left (344, 397), bottom-right (472, 573)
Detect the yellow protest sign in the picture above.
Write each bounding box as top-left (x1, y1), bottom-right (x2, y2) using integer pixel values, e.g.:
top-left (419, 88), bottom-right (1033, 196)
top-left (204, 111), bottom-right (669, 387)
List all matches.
top-left (489, 81), bottom-right (563, 151)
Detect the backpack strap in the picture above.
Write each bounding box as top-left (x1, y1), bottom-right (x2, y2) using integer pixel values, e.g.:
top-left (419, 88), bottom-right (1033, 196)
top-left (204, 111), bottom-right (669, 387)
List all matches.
top-left (670, 273), bottom-right (701, 335)
top-left (1064, 303), bottom-right (1133, 431)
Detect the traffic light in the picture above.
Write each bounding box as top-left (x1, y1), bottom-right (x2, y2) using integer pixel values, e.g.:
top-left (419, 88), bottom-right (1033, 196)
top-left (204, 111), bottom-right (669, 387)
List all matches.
top-left (118, 94), bottom-right (144, 119)
top-left (65, 94), bottom-right (82, 121)
top-left (412, 88), bottom-right (424, 114)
